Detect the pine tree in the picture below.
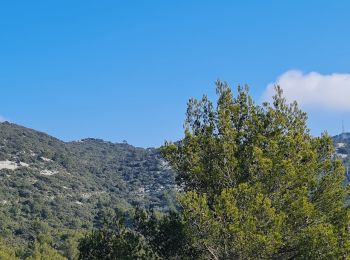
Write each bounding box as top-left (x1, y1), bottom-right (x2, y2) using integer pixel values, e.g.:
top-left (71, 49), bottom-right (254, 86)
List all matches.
top-left (162, 81), bottom-right (350, 259)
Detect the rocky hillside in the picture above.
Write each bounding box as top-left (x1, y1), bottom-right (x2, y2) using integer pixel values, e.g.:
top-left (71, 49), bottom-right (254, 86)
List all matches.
top-left (0, 122), bottom-right (175, 246)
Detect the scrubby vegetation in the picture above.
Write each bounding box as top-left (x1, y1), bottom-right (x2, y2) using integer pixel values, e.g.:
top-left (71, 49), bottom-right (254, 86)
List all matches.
top-left (0, 123), bottom-right (175, 258)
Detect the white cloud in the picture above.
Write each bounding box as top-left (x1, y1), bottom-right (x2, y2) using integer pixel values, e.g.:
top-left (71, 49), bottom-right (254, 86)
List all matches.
top-left (263, 70), bottom-right (350, 111)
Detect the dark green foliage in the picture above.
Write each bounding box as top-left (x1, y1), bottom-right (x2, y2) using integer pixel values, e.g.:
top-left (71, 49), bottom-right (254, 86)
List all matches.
top-left (78, 209), bottom-right (196, 260)
top-left (78, 212), bottom-right (158, 260)
top-left (134, 209), bottom-right (197, 259)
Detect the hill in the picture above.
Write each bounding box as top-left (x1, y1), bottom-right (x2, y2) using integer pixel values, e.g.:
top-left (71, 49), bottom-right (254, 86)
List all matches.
top-left (0, 122), bottom-right (176, 247)
top-left (333, 133), bottom-right (350, 182)
top-left (2, 121), bottom-right (350, 252)
top-left (333, 132), bottom-right (350, 151)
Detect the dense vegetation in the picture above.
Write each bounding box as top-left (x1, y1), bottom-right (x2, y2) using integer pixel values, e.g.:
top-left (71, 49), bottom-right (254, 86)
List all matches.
top-left (1, 82), bottom-right (350, 259)
top-left (162, 83), bottom-right (350, 259)
top-left (0, 123), bottom-right (175, 258)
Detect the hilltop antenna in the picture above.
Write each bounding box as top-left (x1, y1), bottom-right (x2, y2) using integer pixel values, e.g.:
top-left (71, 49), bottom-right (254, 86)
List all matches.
top-left (342, 120), bottom-right (345, 135)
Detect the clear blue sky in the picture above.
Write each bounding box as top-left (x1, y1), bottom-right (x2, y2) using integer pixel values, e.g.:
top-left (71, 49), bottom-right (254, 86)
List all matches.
top-left (1, 1), bottom-right (350, 147)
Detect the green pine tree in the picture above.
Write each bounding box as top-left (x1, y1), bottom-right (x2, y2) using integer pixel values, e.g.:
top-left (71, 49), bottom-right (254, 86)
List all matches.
top-left (162, 81), bottom-right (350, 259)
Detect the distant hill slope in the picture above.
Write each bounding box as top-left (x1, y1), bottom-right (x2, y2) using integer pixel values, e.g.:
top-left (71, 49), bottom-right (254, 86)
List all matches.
top-left (333, 133), bottom-right (350, 181)
top-left (0, 122), bottom-right (175, 245)
top-left (3, 121), bottom-right (350, 248)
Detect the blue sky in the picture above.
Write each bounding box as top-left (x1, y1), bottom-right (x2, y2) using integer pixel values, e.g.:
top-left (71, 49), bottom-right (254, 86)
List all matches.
top-left (1, 1), bottom-right (350, 147)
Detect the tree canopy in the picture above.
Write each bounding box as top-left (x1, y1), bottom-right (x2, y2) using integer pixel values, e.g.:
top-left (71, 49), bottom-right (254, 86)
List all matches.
top-left (162, 81), bottom-right (350, 259)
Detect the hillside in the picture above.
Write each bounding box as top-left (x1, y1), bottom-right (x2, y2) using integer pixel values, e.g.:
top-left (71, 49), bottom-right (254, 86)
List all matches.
top-left (2, 121), bottom-right (350, 252)
top-left (0, 122), bottom-right (176, 247)
top-left (333, 133), bottom-right (350, 182)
